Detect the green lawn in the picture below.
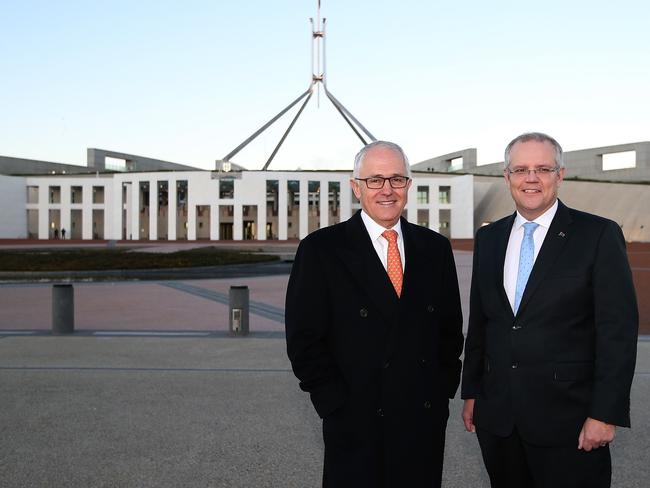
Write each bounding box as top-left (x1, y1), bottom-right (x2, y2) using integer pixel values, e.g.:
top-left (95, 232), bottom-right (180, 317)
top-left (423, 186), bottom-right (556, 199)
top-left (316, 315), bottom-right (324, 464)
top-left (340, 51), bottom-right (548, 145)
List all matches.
top-left (0, 247), bottom-right (277, 272)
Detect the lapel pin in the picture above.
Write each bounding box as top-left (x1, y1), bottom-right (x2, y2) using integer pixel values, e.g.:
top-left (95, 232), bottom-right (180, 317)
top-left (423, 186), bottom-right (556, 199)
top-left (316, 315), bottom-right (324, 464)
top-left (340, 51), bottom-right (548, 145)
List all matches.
top-left (558, 231), bottom-right (566, 238)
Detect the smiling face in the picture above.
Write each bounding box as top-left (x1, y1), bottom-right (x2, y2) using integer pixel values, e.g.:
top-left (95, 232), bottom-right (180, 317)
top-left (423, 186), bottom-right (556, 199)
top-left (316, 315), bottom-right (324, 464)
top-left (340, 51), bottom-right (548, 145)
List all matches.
top-left (351, 145), bottom-right (411, 228)
top-left (504, 140), bottom-right (565, 220)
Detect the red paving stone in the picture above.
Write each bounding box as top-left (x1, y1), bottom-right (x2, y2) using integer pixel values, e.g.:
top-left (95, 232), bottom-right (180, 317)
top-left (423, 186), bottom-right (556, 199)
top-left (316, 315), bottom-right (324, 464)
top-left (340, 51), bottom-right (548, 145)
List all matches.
top-left (0, 240), bottom-right (647, 334)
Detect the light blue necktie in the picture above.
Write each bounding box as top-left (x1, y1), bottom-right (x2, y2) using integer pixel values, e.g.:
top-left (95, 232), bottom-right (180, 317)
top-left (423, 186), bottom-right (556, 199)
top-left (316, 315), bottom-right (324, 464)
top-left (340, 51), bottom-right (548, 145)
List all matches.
top-left (514, 222), bottom-right (539, 313)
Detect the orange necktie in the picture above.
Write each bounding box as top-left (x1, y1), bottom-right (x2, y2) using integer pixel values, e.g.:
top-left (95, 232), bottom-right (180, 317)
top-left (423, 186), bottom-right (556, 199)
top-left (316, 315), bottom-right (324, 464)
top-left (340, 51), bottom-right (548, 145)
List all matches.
top-left (382, 230), bottom-right (403, 297)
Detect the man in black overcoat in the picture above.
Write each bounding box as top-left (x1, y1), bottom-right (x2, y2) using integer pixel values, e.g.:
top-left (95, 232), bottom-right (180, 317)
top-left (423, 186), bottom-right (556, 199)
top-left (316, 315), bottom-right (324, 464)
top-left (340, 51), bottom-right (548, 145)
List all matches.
top-left (285, 140), bottom-right (464, 487)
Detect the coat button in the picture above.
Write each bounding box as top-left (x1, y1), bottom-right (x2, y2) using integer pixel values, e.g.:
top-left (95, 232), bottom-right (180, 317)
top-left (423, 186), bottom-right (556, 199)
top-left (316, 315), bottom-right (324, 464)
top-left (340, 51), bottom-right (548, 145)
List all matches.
top-left (427, 305), bottom-right (435, 313)
top-left (419, 358), bottom-right (427, 366)
top-left (376, 408), bottom-right (384, 417)
top-left (512, 323), bottom-right (522, 330)
top-left (423, 401), bottom-right (432, 409)
top-left (511, 362), bottom-right (518, 369)
top-left (359, 308), bottom-right (368, 318)
top-left (383, 361), bottom-right (390, 369)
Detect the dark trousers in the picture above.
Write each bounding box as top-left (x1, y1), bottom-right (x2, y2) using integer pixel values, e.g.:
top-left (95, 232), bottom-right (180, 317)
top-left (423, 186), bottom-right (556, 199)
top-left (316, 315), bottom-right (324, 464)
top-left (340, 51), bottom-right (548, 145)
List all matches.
top-left (476, 427), bottom-right (611, 488)
top-left (321, 415), bottom-right (447, 488)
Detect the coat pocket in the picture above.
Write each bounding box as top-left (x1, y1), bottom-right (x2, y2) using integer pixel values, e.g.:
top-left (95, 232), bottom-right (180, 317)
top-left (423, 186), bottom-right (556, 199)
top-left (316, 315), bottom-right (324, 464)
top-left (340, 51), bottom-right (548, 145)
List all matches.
top-left (553, 361), bottom-right (593, 381)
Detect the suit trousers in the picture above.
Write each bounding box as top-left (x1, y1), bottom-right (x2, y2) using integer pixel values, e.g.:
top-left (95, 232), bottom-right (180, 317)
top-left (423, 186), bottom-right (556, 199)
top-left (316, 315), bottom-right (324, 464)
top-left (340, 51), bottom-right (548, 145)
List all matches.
top-left (476, 426), bottom-right (611, 488)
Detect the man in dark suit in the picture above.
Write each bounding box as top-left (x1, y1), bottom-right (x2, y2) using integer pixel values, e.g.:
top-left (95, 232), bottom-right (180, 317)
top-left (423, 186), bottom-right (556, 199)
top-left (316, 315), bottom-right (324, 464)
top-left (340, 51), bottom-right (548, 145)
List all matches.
top-left (461, 132), bottom-right (638, 488)
top-left (285, 141), bottom-right (464, 487)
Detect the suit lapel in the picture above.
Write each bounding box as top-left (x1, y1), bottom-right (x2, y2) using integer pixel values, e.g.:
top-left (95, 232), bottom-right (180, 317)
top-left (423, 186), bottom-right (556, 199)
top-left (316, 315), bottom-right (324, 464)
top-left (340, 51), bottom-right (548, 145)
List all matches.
top-left (516, 201), bottom-right (572, 315)
top-left (494, 214), bottom-right (516, 315)
top-left (334, 212), bottom-right (399, 324)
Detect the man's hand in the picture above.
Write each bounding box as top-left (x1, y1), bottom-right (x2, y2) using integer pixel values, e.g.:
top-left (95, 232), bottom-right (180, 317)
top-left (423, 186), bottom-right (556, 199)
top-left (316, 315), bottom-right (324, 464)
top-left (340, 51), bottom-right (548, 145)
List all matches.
top-left (462, 399), bottom-right (476, 433)
top-left (578, 417), bottom-right (615, 451)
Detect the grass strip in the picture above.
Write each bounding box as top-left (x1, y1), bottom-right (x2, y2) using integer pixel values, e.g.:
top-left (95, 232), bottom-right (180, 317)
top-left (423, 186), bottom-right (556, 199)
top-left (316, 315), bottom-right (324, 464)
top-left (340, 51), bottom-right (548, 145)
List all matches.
top-left (0, 247), bottom-right (277, 272)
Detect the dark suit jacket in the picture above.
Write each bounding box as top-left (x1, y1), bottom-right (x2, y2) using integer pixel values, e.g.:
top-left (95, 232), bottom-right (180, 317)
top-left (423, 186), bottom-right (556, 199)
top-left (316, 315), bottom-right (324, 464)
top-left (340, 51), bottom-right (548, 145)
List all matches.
top-left (285, 211), bottom-right (464, 487)
top-left (461, 200), bottom-right (638, 446)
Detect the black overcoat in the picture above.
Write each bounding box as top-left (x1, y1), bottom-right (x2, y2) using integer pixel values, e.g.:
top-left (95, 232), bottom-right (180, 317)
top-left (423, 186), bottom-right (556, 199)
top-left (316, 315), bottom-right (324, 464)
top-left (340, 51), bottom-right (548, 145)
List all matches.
top-left (285, 211), bottom-right (464, 487)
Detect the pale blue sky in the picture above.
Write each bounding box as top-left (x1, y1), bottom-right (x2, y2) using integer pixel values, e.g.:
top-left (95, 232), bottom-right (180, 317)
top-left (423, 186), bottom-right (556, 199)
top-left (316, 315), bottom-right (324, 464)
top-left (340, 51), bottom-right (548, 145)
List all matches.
top-left (1, 0), bottom-right (648, 171)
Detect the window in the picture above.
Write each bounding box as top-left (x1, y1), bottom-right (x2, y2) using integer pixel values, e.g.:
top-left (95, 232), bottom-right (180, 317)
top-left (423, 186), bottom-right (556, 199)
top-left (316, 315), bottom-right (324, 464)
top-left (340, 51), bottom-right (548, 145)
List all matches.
top-left (602, 151), bottom-right (636, 171)
top-left (417, 186), bottom-right (429, 204)
top-left (92, 186), bottom-right (105, 204)
top-left (71, 186), bottom-right (83, 204)
top-left (220, 179), bottom-right (234, 199)
top-left (439, 186), bottom-right (451, 204)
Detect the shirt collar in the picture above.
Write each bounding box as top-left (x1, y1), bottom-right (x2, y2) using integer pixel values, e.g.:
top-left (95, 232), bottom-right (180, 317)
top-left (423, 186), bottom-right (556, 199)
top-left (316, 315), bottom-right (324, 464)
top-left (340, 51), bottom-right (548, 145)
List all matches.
top-left (360, 210), bottom-right (403, 242)
top-left (514, 199), bottom-right (558, 230)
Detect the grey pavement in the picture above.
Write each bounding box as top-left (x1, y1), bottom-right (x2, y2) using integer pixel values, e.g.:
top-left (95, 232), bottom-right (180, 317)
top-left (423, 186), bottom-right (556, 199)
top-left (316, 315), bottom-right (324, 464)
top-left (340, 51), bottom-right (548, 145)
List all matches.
top-left (0, 250), bottom-right (648, 487)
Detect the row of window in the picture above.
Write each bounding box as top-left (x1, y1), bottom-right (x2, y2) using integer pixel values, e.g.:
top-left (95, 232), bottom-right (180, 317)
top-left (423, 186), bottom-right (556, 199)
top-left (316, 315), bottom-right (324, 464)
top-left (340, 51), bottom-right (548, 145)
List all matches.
top-left (27, 180), bottom-right (453, 207)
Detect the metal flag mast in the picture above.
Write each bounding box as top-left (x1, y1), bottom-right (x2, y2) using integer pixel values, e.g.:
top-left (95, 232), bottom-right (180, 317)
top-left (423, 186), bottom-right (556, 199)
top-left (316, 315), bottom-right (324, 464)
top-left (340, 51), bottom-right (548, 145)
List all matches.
top-left (219, 0), bottom-right (376, 171)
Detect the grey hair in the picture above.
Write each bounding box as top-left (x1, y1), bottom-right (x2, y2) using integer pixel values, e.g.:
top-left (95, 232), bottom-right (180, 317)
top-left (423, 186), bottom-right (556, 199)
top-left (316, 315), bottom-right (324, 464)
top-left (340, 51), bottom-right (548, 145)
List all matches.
top-left (353, 140), bottom-right (411, 178)
top-left (504, 132), bottom-right (564, 169)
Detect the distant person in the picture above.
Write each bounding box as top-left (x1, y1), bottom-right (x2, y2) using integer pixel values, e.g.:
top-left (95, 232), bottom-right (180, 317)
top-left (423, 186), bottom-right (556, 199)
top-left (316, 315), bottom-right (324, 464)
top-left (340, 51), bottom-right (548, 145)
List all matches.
top-left (461, 132), bottom-right (638, 487)
top-left (285, 141), bottom-right (464, 487)
top-left (53, 228), bottom-right (59, 239)
top-left (61, 228), bottom-right (66, 239)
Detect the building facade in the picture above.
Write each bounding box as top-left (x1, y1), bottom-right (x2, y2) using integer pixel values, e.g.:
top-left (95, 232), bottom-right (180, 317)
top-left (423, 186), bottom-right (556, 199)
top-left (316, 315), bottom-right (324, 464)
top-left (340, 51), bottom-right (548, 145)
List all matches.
top-left (6, 170), bottom-right (474, 241)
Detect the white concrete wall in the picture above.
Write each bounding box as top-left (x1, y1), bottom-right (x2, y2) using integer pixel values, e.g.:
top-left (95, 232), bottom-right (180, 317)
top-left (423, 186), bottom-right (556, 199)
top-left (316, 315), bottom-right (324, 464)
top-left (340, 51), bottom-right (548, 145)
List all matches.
top-left (0, 175), bottom-right (27, 238)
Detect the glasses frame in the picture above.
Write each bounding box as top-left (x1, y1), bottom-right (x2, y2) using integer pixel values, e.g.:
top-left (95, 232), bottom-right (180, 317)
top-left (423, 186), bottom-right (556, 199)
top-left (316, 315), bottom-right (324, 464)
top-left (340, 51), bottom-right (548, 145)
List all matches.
top-left (354, 176), bottom-right (411, 189)
top-left (506, 166), bottom-right (560, 178)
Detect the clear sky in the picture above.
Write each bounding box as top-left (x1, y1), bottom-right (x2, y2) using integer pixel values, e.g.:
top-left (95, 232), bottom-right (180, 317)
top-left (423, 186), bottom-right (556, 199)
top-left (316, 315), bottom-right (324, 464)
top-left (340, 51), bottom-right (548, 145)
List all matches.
top-left (1, 0), bottom-right (648, 171)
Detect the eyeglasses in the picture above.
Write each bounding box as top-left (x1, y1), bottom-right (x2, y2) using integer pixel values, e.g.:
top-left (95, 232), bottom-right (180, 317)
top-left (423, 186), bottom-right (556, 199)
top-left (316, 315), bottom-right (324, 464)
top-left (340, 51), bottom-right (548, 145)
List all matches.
top-left (354, 176), bottom-right (410, 189)
top-left (506, 166), bottom-right (559, 178)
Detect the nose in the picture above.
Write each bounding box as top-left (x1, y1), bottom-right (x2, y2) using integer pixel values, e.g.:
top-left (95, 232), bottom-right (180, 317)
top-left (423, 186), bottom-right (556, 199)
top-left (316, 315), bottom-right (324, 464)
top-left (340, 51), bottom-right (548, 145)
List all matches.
top-left (380, 181), bottom-right (394, 195)
top-left (525, 169), bottom-right (541, 181)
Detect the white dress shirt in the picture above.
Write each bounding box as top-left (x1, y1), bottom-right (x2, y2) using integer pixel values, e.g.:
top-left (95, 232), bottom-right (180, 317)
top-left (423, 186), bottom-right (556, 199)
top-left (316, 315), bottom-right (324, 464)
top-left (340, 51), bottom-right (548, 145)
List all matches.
top-left (360, 210), bottom-right (406, 272)
top-left (503, 200), bottom-right (558, 311)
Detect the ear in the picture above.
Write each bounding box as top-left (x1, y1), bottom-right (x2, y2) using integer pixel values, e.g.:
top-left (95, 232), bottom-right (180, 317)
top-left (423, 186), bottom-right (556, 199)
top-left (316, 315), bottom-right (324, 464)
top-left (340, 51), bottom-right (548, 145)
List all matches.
top-left (503, 169), bottom-right (511, 186)
top-left (350, 178), bottom-right (361, 200)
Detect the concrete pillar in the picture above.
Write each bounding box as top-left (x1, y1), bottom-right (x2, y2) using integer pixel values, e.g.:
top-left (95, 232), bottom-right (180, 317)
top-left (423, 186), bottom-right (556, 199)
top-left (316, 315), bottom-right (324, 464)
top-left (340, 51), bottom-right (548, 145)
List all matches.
top-left (319, 179), bottom-right (328, 229)
top-left (278, 179), bottom-right (288, 240)
top-left (52, 284), bottom-right (74, 334)
top-left (149, 180), bottom-right (158, 241)
top-left (229, 286), bottom-right (249, 336)
top-left (299, 179), bottom-right (308, 239)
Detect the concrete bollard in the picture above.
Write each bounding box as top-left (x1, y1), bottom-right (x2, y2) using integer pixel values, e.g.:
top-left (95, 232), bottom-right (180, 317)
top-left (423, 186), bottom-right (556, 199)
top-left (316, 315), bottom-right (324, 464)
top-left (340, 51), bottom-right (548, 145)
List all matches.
top-left (52, 284), bottom-right (74, 335)
top-left (229, 285), bottom-right (249, 336)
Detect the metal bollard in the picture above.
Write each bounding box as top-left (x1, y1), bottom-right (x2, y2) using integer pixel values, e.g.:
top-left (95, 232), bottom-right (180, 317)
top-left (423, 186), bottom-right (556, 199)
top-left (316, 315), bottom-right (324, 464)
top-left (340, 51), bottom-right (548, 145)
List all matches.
top-left (52, 284), bottom-right (74, 335)
top-left (229, 285), bottom-right (249, 336)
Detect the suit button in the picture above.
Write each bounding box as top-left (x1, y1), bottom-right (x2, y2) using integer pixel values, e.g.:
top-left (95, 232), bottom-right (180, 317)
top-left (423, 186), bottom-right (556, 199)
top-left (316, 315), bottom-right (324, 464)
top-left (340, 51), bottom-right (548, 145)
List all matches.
top-left (383, 361), bottom-right (390, 369)
top-left (377, 408), bottom-right (384, 417)
top-left (419, 358), bottom-right (427, 365)
top-left (359, 308), bottom-right (368, 318)
top-left (423, 401), bottom-right (431, 409)
top-left (511, 362), bottom-right (518, 369)
top-left (427, 305), bottom-right (435, 313)
top-left (512, 324), bottom-right (522, 330)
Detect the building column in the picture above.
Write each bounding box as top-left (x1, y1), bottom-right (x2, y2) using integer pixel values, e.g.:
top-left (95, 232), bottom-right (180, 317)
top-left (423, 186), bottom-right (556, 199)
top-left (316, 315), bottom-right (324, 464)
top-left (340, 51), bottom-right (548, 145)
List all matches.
top-left (299, 179), bottom-right (308, 239)
top-left (339, 178), bottom-right (352, 222)
top-left (233, 205), bottom-right (243, 240)
top-left (129, 181), bottom-right (139, 240)
top-left (278, 179), bottom-right (288, 240)
top-left (38, 185), bottom-right (49, 239)
top-left (319, 179), bottom-right (328, 229)
top-left (82, 184), bottom-right (93, 240)
top-left (168, 180), bottom-right (177, 240)
top-left (149, 180), bottom-right (158, 241)
top-left (60, 184), bottom-right (71, 238)
top-left (257, 187), bottom-right (267, 241)
top-left (210, 203), bottom-right (219, 240)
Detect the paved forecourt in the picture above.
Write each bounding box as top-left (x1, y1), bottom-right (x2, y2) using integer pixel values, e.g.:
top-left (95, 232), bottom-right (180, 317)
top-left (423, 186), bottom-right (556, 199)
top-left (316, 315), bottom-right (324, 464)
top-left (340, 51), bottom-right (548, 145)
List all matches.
top-left (0, 250), bottom-right (648, 487)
